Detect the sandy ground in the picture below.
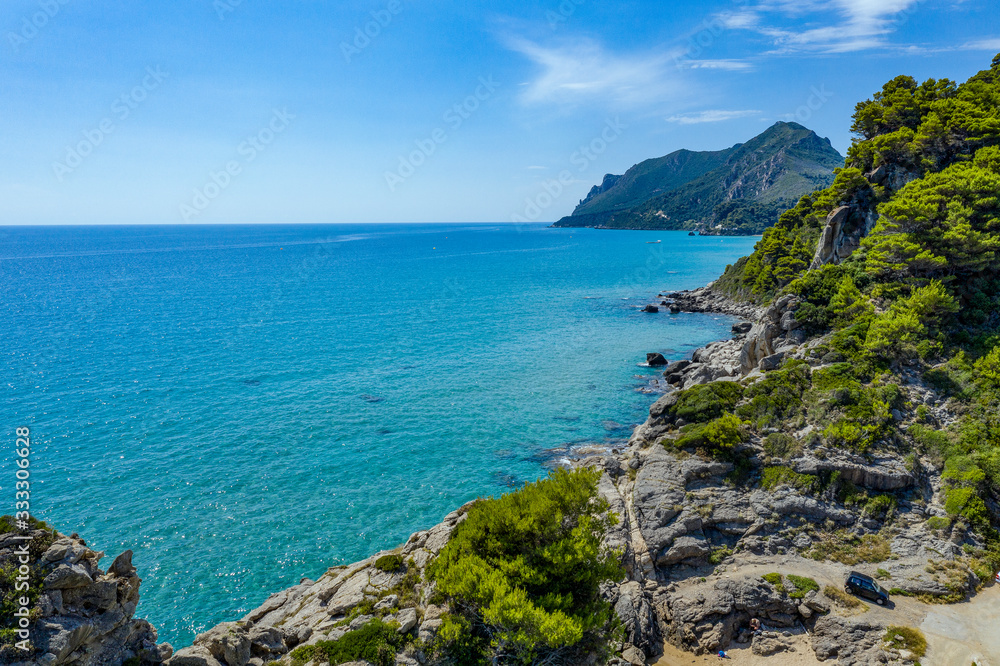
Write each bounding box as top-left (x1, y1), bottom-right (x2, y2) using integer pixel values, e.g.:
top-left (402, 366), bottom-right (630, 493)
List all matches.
top-left (649, 554), bottom-right (1000, 666)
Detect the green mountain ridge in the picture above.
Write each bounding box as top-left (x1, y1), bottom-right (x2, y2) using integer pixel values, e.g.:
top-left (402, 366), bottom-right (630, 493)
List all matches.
top-left (554, 121), bottom-right (844, 234)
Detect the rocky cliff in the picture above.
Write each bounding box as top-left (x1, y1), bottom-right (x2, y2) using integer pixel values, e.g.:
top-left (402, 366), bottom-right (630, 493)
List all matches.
top-left (0, 527), bottom-right (172, 666)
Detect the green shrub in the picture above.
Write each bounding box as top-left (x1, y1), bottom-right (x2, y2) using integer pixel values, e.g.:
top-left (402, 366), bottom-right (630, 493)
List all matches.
top-left (674, 414), bottom-right (746, 453)
top-left (863, 494), bottom-right (897, 519)
top-left (708, 546), bottom-right (733, 565)
top-left (761, 573), bottom-right (785, 593)
top-left (926, 515), bottom-right (951, 531)
top-left (428, 468), bottom-right (623, 664)
top-left (923, 352), bottom-right (975, 398)
top-left (876, 568), bottom-right (892, 580)
top-left (736, 360), bottom-right (811, 428)
top-left (909, 424), bottom-right (953, 462)
top-left (943, 456), bottom-right (986, 487)
top-left (944, 487), bottom-right (990, 525)
top-left (373, 554), bottom-right (403, 572)
top-left (787, 575), bottom-right (820, 599)
top-left (760, 466), bottom-right (819, 493)
top-left (812, 363), bottom-right (857, 391)
top-left (763, 433), bottom-right (803, 460)
top-left (0, 515), bottom-right (50, 535)
top-left (883, 626), bottom-right (927, 658)
top-left (291, 620), bottom-right (402, 666)
top-left (668, 382), bottom-right (745, 424)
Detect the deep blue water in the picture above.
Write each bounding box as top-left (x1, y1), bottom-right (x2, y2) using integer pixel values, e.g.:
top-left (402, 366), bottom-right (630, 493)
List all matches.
top-left (0, 224), bottom-right (756, 646)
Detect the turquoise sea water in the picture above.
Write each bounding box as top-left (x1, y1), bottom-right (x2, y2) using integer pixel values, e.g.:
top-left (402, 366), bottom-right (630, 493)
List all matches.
top-left (0, 224), bottom-right (756, 646)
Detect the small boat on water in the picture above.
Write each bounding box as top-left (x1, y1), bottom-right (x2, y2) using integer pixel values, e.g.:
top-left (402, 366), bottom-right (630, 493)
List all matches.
top-left (646, 240), bottom-right (661, 244)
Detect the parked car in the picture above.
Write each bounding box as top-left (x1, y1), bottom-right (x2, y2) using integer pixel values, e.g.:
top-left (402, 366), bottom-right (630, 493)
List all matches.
top-left (845, 571), bottom-right (890, 606)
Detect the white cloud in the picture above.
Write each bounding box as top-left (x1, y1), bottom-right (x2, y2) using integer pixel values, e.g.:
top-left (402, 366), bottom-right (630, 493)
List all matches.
top-left (665, 109), bottom-right (762, 124)
top-left (680, 59), bottom-right (754, 71)
top-left (723, 0), bottom-right (923, 53)
top-left (961, 38), bottom-right (1000, 51)
top-left (504, 37), bottom-right (683, 107)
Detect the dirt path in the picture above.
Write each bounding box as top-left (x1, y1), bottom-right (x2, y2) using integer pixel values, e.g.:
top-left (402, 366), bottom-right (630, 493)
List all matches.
top-left (651, 554), bottom-right (1000, 666)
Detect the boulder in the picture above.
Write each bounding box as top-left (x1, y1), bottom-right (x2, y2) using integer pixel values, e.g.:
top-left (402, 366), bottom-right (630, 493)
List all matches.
top-left (811, 615), bottom-right (886, 664)
top-left (621, 644), bottom-right (646, 665)
top-left (663, 359), bottom-right (691, 375)
top-left (396, 608), bottom-right (418, 634)
top-left (248, 626), bottom-right (285, 655)
top-left (732, 322), bottom-right (753, 335)
top-left (751, 633), bottom-right (791, 656)
top-left (758, 352), bottom-right (785, 372)
top-left (43, 563), bottom-right (93, 590)
top-left (646, 353), bottom-right (668, 366)
top-left (108, 550), bottom-right (137, 577)
top-left (641, 304), bottom-right (659, 313)
top-left (166, 646), bottom-right (224, 666)
top-left (417, 618), bottom-right (443, 643)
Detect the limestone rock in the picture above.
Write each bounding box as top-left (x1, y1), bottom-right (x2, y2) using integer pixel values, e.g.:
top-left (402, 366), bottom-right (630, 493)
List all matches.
top-left (43, 563), bottom-right (93, 590)
top-left (396, 608), bottom-right (418, 634)
top-left (621, 644), bottom-right (646, 665)
top-left (167, 645), bottom-right (225, 666)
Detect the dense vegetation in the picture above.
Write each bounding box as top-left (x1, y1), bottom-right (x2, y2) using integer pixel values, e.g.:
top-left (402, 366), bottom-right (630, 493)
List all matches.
top-left (426, 468), bottom-right (623, 665)
top-left (706, 53), bottom-right (1000, 577)
top-left (0, 517), bottom-right (54, 651)
top-left (554, 122), bottom-right (842, 234)
top-left (716, 53), bottom-right (1000, 302)
top-left (291, 620), bottom-right (403, 666)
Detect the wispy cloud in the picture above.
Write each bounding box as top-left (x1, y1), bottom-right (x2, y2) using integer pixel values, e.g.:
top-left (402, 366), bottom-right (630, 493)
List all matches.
top-left (724, 0), bottom-right (924, 53)
top-left (504, 36), bottom-right (683, 107)
top-left (665, 109), bottom-right (762, 124)
top-left (679, 59), bottom-right (755, 71)
top-left (961, 37), bottom-right (1000, 51)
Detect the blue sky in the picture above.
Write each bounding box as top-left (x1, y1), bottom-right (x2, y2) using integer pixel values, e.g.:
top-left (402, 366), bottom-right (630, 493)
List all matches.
top-left (1, 0), bottom-right (997, 224)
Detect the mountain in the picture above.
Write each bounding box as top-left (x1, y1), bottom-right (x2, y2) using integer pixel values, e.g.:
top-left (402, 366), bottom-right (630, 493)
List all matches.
top-left (554, 121), bottom-right (844, 234)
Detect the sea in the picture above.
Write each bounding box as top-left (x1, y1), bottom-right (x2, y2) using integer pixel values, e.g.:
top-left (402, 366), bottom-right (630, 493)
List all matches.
top-left (0, 223), bottom-right (757, 646)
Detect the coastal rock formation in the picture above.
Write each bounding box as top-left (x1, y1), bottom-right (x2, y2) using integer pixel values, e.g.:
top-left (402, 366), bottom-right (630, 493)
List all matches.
top-left (13, 284), bottom-right (985, 666)
top-left (163, 506), bottom-right (472, 666)
top-left (810, 205), bottom-right (878, 268)
top-left (0, 528), bottom-right (172, 666)
top-left (738, 294), bottom-right (804, 373)
top-left (645, 353), bottom-right (668, 366)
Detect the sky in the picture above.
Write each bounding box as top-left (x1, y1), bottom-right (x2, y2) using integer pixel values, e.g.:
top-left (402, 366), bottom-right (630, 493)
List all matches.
top-left (1, 0), bottom-right (998, 225)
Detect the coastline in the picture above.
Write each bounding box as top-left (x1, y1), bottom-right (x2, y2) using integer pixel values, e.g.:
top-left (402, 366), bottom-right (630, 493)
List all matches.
top-left (14, 281), bottom-right (990, 666)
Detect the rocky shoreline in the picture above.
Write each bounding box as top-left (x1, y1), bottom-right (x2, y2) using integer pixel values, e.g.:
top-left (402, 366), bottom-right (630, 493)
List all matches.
top-left (6, 283), bottom-right (989, 666)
